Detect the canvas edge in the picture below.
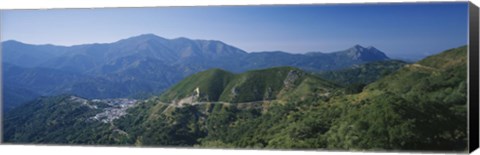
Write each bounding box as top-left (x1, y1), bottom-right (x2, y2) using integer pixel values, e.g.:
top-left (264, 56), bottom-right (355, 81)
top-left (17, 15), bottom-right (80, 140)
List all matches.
top-left (469, 1), bottom-right (480, 153)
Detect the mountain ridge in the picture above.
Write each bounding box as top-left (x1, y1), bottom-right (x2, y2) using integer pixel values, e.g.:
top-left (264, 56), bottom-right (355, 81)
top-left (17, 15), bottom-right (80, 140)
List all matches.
top-left (2, 34), bottom-right (386, 57)
top-left (3, 33), bottom-right (392, 111)
top-left (159, 66), bottom-right (339, 104)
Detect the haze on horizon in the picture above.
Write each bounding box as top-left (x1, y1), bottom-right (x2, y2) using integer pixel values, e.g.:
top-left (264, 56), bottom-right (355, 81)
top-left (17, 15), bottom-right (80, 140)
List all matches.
top-left (0, 2), bottom-right (468, 60)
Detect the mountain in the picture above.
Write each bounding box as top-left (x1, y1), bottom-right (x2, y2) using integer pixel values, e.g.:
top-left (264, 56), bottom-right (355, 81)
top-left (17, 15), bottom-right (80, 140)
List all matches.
top-left (2, 45), bottom-right (468, 151)
top-left (3, 35), bottom-right (389, 74)
top-left (2, 34), bottom-right (391, 111)
top-left (159, 67), bottom-right (339, 103)
top-left (2, 86), bottom-right (39, 112)
top-left (318, 60), bottom-right (408, 89)
top-left (334, 45), bottom-right (389, 61)
top-left (3, 63), bottom-right (88, 94)
top-left (38, 34), bottom-right (248, 74)
top-left (238, 45), bottom-right (389, 72)
top-left (2, 40), bottom-right (68, 68)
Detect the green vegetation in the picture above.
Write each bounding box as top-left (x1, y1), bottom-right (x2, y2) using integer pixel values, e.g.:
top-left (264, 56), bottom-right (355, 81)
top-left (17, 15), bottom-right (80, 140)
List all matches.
top-left (159, 69), bottom-right (235, 102)
top-left (160, 66), bottom-right (339, 103)
top-left (326, 46), bottom-right (468, 150)
top-left (318, 60), bottom-right (407, 87)
top-left (3, 46), bottom-right (468, 151)
top-left (3, 95), bottom-right (129, 145)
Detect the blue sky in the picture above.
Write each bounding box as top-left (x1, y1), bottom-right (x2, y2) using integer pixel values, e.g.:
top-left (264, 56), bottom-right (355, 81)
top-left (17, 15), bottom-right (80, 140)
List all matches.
top-left (0, 2), bottom-right (468, 60)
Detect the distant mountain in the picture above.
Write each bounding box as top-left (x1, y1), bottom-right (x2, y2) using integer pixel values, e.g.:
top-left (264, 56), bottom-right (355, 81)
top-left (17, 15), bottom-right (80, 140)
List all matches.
top-left (238, 45), bottom-right (390, 72)
top-left (2, 40), bottom-right (68, 68)
top-left (2, 85), bottom-right (39, 112)
top-left (3, 63), bottom-right (88, 94)
top-left (38, 34), bottom-right (248, 74)
top-left (334, 45), bottom-right (389, 61)
top-left (2, 34), bottom-right (391, 111)
top-left (3, 35), bottom-right (390, 74)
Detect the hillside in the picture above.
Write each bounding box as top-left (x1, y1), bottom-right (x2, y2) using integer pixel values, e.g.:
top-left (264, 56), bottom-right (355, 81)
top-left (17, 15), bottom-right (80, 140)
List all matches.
top-left (2, 86), bottom-right (39, 112)
top-left (324, 45), bottom-right (467, 150)
top-left (3, 95), bottom-right (137, 144)
top-left (318, 60), bottom-right (407, 89)
top-left (112, 46), bottom-right (467, 150)
top-left (159, 67), bottom-right (339, 104)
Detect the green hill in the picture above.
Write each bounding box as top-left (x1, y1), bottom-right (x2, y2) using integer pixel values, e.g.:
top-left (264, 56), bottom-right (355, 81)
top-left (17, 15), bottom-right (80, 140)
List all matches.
top-left (318, 60), bottom-right (407, 86)
top-left (159, 69), bottom-right (235, 102)
top-left (159, 67), bottom-right (339, 103)
top-left (324, 45), bottom-right (467, 150)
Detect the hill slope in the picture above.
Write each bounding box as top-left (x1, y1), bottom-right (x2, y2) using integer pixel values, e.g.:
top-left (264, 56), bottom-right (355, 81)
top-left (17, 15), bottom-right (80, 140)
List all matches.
top-left (3, 95), bottom-right (122, 144)
top-left (318, 60), bottom-right (407, 87)
top-left (159, 67), bottom-right (339, 104)
top-left (124, 46), bottom-right (467, 150)
top-left (324, 45), bottom-right (467, 150)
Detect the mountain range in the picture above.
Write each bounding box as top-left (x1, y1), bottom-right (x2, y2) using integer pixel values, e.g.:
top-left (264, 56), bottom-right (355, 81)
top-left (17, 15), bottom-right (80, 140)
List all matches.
top-left (2, 34), bottom-right (390, 111)
top-left (3, 45), bottom-right (467, 151)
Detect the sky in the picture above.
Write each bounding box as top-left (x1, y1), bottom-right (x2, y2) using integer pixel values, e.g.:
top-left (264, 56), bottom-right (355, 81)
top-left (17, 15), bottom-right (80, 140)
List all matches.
top-left (0, 2), bottom-right (468, 60)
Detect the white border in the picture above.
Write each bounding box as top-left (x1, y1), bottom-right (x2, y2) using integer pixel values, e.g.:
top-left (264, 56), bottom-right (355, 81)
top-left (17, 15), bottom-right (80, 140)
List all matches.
top-left (0, 145), bottom-right (469, 155)
top-left (0, 0), bottom-right (478, 155)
